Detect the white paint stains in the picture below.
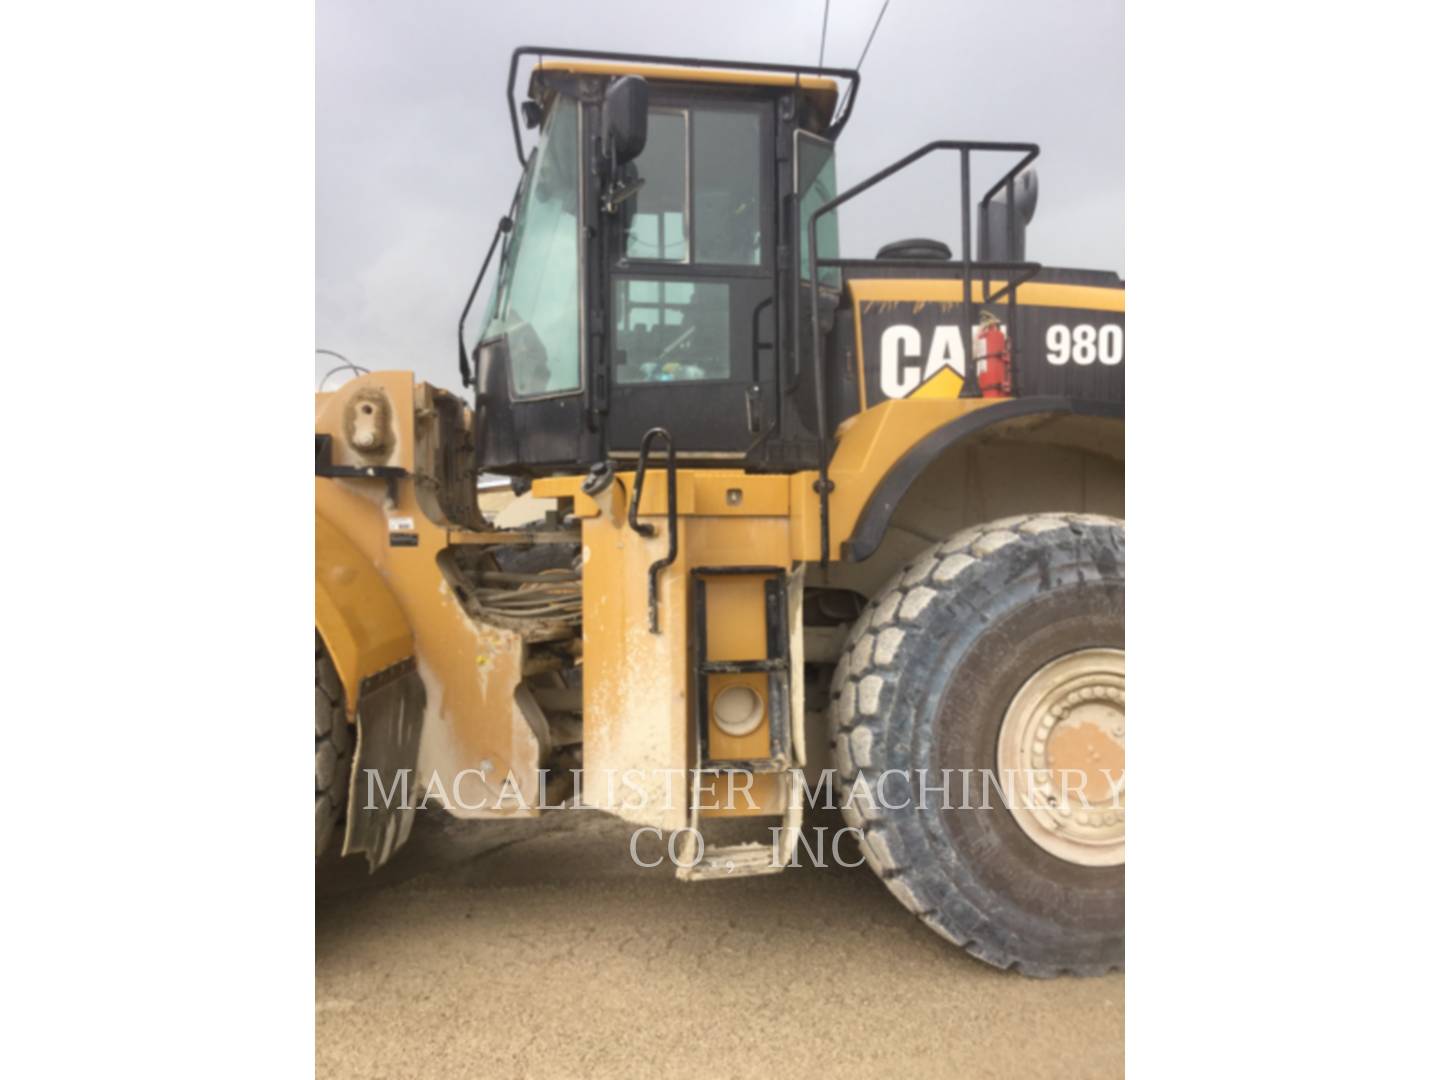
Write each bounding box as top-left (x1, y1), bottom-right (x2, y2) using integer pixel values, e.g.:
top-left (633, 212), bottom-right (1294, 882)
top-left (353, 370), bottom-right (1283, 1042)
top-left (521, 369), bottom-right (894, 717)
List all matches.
top-left (580, 528), bottom-right (687, 831)
top-left (413, 577), bottom-right (540, 819)
top-left (787, 566), bottom-right (807, 769)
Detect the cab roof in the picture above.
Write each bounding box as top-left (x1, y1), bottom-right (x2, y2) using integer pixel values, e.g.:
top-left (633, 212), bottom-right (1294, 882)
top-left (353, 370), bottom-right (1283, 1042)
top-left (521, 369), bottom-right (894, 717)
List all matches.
top-left (533, 59), bottom-right (840, 123)
top-left (507, 46), bottom-right (860, 164)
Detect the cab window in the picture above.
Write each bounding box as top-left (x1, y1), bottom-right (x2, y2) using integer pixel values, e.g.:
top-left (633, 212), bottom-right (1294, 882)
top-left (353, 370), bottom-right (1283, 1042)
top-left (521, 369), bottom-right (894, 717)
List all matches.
top-left (625, 109), bottom-right (688, 262)
top-left (617, 102), bottom-right (763, 385)
top-left (693, 110), bottom-right (762, 266)
top-left (625, 105), bottom-right (763, 269)
top-left (796, 131), bottom-right (841, 288)
top-left (614, 279), bottom-right (730, 384)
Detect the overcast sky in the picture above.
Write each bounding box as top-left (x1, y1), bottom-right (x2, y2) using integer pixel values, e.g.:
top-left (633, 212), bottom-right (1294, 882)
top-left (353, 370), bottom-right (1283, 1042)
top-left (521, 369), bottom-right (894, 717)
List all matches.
top-left (317, 0), bottom-right (1123, 393)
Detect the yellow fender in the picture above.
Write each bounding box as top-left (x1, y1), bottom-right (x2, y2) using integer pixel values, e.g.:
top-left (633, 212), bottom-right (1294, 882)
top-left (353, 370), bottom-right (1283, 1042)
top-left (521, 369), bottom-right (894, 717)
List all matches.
top-left (315, 512), bottom-right (413, 715)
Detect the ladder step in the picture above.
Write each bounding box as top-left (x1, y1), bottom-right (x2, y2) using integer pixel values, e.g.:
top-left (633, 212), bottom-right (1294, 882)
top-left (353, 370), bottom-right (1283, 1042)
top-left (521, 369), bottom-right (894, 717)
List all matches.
top-left (698, 658), bottom-right (787, 674)
top-left (692, 565), bottom-right (786, 577)
top-left (698, 759), bottom-right (789, 773)
top-left (681, 842), bottom-right (785, 880)
top-left (676, 767), bottom-right (805, 882)
top-left (690, 565), bottom-right (794, 779)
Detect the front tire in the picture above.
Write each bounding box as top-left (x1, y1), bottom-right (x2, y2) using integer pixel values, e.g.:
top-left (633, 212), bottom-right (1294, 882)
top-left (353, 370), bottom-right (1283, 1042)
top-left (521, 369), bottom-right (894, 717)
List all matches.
top-left (316, 634), bottom-right (354, 857)
top-left (830, 513), bottom-right (1125, 976)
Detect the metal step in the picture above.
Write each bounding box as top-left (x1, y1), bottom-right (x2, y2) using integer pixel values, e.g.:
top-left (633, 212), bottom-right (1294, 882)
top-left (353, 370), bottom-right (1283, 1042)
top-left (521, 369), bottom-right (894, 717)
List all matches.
top-left (698, 658), bottom-right (787, 674)
top-left (674, 768), bottom-right (804, 881)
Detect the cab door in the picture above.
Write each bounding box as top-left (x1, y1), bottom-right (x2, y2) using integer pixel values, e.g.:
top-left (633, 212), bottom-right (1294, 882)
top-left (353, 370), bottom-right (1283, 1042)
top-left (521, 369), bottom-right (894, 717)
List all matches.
top-left (604, 92), bottom-right (777, 457)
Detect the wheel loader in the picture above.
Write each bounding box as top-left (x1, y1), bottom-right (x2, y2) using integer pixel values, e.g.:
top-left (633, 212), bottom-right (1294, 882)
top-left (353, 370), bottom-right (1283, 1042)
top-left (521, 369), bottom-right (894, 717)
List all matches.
top-left (315, 47), bottom-right (1124, 976)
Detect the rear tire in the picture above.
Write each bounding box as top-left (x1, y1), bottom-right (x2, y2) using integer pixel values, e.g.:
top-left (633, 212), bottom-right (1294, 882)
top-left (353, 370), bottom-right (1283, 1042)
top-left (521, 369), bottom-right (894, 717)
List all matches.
top-left (315, 634), bottom-right (354, 858)
top-left (830, 513), bottom-right (1125, 976)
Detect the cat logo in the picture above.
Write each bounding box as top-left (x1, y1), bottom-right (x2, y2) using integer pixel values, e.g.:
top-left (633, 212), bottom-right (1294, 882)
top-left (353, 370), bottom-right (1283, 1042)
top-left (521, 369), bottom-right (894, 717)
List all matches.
top-left (880, 323), bottom-right (994, 399)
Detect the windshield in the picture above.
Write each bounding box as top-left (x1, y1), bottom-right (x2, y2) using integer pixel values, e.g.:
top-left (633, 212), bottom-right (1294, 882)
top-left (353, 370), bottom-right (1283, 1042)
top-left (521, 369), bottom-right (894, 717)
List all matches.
top-left (483, 97), bottom-right (582, 396)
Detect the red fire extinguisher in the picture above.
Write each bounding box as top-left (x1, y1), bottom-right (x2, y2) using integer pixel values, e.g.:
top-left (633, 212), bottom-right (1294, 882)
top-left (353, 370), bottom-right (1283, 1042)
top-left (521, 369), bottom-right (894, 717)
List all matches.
top-left (975, 311), bottom-right (1012, 398)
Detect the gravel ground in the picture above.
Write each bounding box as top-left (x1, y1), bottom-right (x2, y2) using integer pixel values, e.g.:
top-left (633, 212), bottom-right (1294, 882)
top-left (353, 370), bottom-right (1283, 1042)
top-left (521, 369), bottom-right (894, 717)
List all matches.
top-left (316, 810), bottom-right (1123, 1078)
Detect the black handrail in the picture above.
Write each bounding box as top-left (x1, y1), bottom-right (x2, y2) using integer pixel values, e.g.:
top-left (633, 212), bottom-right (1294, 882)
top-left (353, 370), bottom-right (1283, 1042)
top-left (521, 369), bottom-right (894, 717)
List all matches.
top-left (506, 46), bottom-right (862, 166)
top-left (455, 215), bottom-right (511, 388)
top-left (456, 167), bottom-right (529, 390)
top-left (629, 427), bottom-right (679, 633)
top-left (804, 140), bottom-right (1042, 567)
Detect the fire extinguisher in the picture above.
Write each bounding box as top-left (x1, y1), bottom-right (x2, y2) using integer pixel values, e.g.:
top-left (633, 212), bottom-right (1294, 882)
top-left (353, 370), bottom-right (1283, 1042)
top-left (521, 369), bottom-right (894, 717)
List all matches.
top-left (974, 311), bottom-right (1012, 398)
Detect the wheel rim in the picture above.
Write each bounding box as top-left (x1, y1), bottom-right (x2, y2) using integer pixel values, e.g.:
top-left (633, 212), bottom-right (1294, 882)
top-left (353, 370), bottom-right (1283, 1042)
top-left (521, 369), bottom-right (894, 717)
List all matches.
top-left (996, 647), bottom-right (1125, 866)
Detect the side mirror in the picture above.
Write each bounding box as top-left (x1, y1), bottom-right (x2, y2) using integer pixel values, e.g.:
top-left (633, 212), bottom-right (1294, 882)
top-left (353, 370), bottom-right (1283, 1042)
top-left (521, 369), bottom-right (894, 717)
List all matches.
top-left (603, 76), bottom-right (649, 166)
top-left (979, 168), bottom-right (1039, 263)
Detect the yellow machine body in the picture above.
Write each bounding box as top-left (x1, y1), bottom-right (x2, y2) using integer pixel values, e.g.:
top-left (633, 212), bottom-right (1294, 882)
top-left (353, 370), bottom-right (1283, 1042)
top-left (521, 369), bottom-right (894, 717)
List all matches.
top-left (312, 53), bottom-right (1125, 869)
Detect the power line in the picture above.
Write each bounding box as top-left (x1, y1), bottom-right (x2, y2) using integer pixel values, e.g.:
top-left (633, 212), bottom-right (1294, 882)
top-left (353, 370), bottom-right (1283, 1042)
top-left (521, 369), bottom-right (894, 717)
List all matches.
top-left (854, 0), bottom-right (892, 73)
top-left (316, 348), bottom-right (369, 390)
top-left (835, 0), bottom-right (892, 119)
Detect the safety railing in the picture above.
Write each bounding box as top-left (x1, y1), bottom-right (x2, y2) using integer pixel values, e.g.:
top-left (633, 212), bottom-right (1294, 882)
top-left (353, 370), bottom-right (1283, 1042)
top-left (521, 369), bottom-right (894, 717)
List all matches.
top-left (805, 140), bottom-right (1043, 566)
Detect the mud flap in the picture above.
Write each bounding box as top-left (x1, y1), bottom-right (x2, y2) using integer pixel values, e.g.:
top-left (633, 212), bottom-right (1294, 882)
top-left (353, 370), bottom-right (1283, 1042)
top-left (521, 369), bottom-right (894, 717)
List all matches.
top-left (342, 660), bottom-right (426, 872)
top-left (674, 768), bottom-right (805, 881)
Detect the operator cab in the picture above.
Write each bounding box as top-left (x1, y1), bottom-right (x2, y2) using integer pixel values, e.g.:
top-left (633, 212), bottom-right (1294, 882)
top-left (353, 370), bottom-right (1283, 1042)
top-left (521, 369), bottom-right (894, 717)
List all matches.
top-left (462, 49), bottom-right (1063, 483)
top-left (464, 51), bottom-right (855, 476)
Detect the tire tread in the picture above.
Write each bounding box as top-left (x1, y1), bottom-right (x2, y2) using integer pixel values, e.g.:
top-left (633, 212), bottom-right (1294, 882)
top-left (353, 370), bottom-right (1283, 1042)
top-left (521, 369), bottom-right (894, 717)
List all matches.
top-left (315, 635), bottom-right (353, 857)
top-left (828, 512), bottom-right (1124, 977)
